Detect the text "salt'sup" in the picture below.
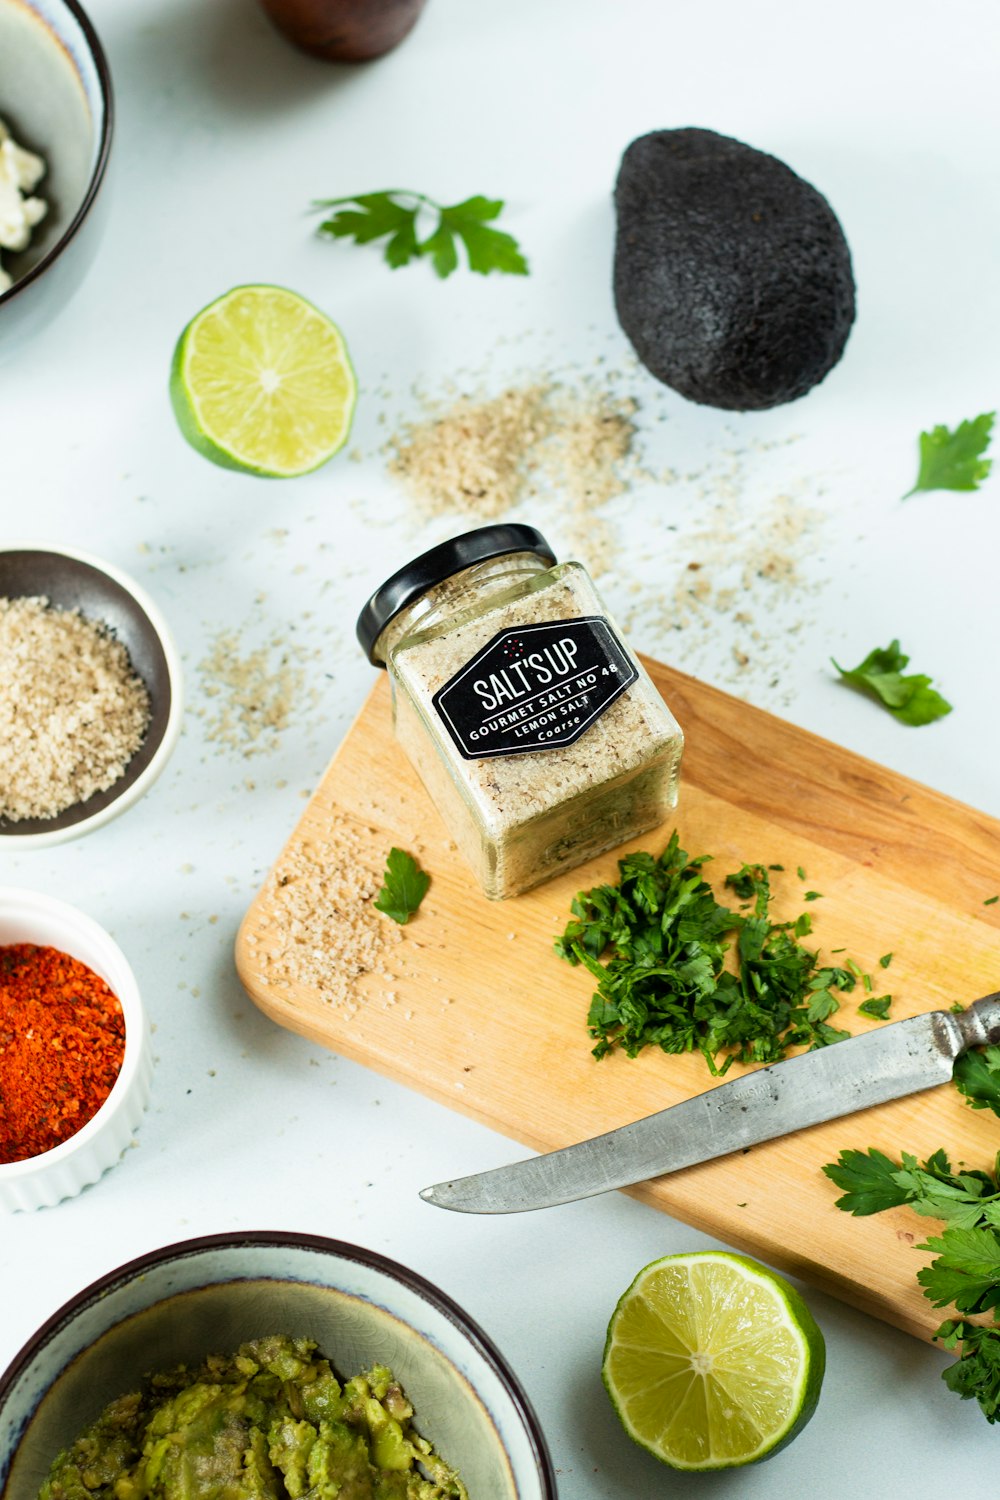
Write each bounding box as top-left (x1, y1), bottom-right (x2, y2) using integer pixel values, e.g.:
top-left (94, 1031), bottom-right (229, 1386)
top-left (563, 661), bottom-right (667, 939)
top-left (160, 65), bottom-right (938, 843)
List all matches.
top-left (472, 637), bottom-right (581, 711)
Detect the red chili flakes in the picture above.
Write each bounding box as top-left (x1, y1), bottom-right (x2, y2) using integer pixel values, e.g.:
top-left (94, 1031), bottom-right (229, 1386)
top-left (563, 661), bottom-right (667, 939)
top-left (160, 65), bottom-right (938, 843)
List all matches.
top-left (0, 944), bottom-right (126, 1165)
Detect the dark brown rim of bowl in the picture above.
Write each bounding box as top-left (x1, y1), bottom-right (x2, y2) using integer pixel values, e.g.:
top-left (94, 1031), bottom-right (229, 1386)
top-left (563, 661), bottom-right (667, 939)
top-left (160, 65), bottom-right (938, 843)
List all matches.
top-left (0, 0), bottom-right (115, 308)
top-left (0, 1229), bottom-right (559, 1499)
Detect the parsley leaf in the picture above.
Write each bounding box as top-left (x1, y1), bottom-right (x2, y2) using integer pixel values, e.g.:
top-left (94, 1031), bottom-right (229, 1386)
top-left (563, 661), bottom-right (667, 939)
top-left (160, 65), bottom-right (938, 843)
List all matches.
top-left (313, 190), bottom-right (529, 279)
top-left (373, 847), bottom-right (430, 924)
top-left (832, 639), bottom-right (952, 726)
top-left (556, 833), bottom-right (872, 1072)
top-left (896, 1160), bottom-right (1000, 1228)
top-left (823, 1147), bottom-right (916, 1216)
top-left (824, 1147), bottom-right (1000, 1223)
top-left (936, 1323), bottom-right (1000, 1422)
top-left (953, 1047), bottom-right (1000, 1117)
top-left (918, 1226), bottom-right (1000, 1313)
top-left (824, 1141), bottom-right (1000, 1421)
top-left (807, 990), bottom-right (841, 1023)
top-left (904, 412), bottom-right (994, 498)
top-left (858, 996), bottom-right (892, 1020)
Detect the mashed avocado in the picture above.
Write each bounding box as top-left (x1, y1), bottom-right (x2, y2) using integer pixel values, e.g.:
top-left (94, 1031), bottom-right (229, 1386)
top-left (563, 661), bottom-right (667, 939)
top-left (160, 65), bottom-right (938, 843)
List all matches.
top-left (39, 1335), bottom-right (469, 1500)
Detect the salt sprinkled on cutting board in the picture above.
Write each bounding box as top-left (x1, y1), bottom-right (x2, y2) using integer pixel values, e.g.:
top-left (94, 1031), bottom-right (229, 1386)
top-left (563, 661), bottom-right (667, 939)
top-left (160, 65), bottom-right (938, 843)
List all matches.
top-left (249, 815), bottom-right (402, 1011)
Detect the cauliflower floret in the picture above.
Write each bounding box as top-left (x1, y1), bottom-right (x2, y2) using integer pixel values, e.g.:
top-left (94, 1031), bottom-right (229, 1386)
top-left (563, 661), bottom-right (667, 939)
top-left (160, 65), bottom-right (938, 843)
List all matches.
top-left (0, 116), bottom-right (47, 290)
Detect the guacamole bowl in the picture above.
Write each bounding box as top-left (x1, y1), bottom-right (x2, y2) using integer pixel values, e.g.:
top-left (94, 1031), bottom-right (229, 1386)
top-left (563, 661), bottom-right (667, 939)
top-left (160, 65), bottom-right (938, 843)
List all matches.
top-left (0, 1232), bottom-right (556, 1498)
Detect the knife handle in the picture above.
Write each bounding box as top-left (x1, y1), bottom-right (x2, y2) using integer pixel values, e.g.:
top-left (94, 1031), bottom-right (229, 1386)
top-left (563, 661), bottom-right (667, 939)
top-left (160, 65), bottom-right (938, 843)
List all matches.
top-left (956, 993), bottom-right (1000, 1049)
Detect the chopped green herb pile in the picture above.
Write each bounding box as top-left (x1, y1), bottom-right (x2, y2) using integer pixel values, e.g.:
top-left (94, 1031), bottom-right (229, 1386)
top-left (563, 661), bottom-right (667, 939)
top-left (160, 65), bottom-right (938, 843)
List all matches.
top-left (313, 190), bottom-right (528, 278)
top-left (904, 411), bottom-right (994, 498)
top-left (374, 847), bottom-right (430, 925)
top-left (832, 639), bottom-right (952, 725)
top-left (825, 1049), bottom-right (1000, 1423)
top-left (554, 831), bottom-right (874, 1073)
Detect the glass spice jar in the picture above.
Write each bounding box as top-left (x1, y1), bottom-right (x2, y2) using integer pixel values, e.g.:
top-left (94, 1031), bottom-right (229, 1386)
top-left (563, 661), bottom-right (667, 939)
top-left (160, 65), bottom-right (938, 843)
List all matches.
top-left (357, 524), bottom-right (684, 900)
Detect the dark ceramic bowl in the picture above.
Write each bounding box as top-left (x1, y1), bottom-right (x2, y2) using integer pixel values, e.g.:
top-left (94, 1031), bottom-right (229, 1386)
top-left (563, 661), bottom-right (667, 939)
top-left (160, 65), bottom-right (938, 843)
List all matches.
top-left (0, 545), bottom-right (183, 846)
top-left (0, 0), bottom-right (113, 351)
top-left (0, 1233), bottom-right (557, 1499)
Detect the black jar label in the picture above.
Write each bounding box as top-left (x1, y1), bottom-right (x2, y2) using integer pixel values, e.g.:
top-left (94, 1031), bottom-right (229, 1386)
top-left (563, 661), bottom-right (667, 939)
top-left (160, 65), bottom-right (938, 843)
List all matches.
top-left (432, 616), bottom-right (639, 760)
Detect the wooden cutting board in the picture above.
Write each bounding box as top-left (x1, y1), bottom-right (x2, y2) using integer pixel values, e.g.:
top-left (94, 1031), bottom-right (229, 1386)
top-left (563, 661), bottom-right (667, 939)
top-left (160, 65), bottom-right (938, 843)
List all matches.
top-left (236, 658), bottom-right (1000, 1342)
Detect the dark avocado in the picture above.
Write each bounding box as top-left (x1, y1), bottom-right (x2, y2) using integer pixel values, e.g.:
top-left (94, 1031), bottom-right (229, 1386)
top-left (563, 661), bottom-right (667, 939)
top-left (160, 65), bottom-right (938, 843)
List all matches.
top-left (613, 128), bottom-right (856, 411)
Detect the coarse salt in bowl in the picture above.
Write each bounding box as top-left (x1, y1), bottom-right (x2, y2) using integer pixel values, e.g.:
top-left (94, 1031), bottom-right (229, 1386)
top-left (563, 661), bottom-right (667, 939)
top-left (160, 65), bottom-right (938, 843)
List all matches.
top-left (0, 544), bottom-right (184, 848)
top-left (0, 887), bottom-right (151, 1213)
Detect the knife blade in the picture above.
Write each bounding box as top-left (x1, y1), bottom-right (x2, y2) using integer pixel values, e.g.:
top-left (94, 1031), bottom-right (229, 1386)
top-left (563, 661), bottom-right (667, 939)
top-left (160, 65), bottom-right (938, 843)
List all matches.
top-left (420, 991), bottom-right (1000, 1214)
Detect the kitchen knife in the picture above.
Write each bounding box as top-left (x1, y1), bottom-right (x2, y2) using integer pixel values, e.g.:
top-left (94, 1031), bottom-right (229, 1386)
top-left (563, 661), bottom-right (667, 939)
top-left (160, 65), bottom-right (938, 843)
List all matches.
top-left (420, 992), bottom-right (1000, 1214)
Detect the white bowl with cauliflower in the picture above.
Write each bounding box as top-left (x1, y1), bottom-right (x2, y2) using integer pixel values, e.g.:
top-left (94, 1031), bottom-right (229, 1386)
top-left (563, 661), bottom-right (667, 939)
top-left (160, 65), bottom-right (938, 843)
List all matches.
top-left (0, 0), bottom-right (112, 347)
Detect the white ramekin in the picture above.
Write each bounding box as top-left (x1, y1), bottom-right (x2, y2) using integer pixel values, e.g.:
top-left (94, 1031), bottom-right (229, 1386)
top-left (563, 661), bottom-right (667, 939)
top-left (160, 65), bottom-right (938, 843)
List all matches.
top-left (0, 888), bottom-right (152, 1212)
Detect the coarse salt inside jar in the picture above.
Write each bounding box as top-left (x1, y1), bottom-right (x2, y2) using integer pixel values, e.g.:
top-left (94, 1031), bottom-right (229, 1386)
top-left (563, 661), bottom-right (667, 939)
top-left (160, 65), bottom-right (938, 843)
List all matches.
top-left (357, 524), bottom-right (684, 900)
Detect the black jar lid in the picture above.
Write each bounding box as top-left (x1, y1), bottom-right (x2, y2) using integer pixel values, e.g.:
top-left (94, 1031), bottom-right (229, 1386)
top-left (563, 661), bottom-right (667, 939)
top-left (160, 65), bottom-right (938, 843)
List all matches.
top-left (356, 523), bottom-right (556, 665)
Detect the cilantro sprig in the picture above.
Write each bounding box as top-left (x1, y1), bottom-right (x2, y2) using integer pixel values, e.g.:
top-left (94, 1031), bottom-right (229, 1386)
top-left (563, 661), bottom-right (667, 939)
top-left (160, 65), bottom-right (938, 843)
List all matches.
top-left (313, 190), bottom-right (529, 279)
top-left (373, 847), bottom-right (430, 924)
top-left (832, 639), bottom-right (952, 726)
top-left (554, 832), bottom-right (873, 1074)
top-left (904, 412), bottom-right (994, 498)
top-left (825, 1051), bottom-right (1000, 1423)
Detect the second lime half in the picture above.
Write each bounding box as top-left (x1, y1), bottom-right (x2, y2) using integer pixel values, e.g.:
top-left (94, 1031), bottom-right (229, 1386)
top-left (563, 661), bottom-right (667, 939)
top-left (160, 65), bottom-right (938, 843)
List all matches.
top-left (603, 1250), bottom-right (826, 1470)
top-left (170, 284), bottom-right (357, 479)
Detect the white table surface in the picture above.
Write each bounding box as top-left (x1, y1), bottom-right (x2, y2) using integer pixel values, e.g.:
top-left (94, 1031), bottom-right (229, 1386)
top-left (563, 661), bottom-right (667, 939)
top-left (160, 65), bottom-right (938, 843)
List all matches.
top-left (3, 0), bottom-right (1000, 1494)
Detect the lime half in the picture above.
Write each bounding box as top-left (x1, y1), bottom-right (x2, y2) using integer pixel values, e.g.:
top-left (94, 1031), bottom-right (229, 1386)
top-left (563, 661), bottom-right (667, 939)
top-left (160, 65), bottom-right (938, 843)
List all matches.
top-left (602, 1251), bottom-right (825, 1471)
top-left (169, 285), bottom-right (357, 478)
